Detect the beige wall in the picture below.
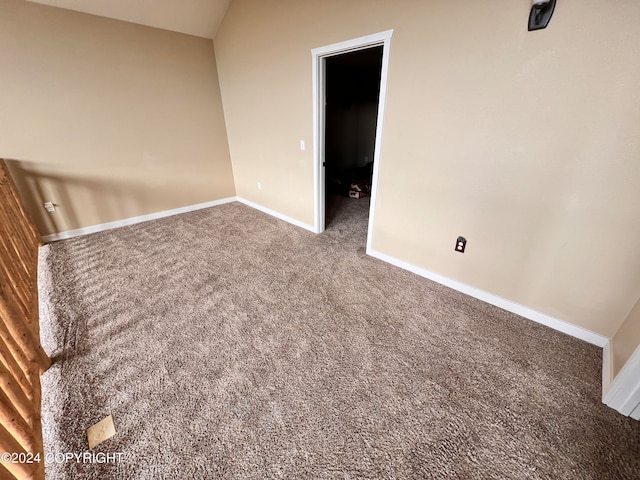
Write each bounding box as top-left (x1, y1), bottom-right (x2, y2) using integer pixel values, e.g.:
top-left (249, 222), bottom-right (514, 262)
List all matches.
top-left (215, 0), bottom-right (640, 338)
top-left (0, 0), bottom-right (235, 236)
top-left (612, 297), bottom-right (640, 377)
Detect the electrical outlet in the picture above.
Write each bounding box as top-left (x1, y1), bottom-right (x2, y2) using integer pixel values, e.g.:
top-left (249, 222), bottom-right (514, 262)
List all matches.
top-left (455, 236), bottom-right (466, 253)
top-left (257, 182), bottom-right (262, 190)
top-left (43, 201), bottom-right (56, 212)
top-left (300, 140), bottom-right (305, 151)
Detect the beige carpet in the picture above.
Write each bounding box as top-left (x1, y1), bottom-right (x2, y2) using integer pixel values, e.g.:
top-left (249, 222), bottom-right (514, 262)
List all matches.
top-left (38, 197), bottom-right (640, 479)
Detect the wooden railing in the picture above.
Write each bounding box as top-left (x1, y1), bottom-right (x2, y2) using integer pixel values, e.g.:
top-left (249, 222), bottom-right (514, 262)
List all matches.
top-left (0, 160), bottom-right (51, 480)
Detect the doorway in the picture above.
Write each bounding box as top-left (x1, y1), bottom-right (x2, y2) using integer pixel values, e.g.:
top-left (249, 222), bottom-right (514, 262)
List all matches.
top-left (312, 30), bottom-right (393, 252)
top-left (324, 46), bottom-right (383, 234)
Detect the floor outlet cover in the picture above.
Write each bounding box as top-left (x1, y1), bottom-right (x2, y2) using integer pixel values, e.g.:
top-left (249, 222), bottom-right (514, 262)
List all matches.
top-left (87, 414), bottom-right (116, 449)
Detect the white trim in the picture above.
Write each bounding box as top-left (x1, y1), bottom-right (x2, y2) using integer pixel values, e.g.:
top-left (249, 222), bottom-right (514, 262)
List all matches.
top-left (365, 34), bottom-right (392, 254)
top-left (602, 340), bottom-right (613, 394)
top-left (603, 344), bottom-right (640, 419)
top-left (311, 46), bottom-right (325, 234)
top-left (237, 197), bottom-right (315, 233)
top-left (42, 197), bottom-right (237, 242)
top-left (311, 30), bottom-right (394, 58)
top-left (366, 248), bottom-right (610, 347)
top-left (311, 30), bottom-right (394, 237)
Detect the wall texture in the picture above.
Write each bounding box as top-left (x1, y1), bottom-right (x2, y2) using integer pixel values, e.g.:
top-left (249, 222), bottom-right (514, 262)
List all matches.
top-left (214, 0), bottom-right (640, 338)
top-left (612, 297), bottom-right (640, 377)
top-left (0, 0), bottom-right (235, 236)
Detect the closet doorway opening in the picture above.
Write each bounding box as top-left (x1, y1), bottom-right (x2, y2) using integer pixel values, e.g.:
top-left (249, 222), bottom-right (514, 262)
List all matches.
top-left (324, 46), bottom-right (382, 235)
top-left (312, 30), bottom-right (393, 252)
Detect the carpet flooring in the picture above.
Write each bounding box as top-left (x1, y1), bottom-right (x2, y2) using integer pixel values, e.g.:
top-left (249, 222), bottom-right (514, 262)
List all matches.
top-left (38, 197), bottom-right (640, 479)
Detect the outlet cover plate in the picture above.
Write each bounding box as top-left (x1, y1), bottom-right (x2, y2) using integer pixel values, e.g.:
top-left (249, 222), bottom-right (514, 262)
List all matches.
top-left (87, 415), bottom-right (116, 449)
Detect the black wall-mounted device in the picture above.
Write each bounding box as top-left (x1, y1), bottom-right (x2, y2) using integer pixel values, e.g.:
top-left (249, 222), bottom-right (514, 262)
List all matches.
top-left (528, 0), bottom-right (556, 31)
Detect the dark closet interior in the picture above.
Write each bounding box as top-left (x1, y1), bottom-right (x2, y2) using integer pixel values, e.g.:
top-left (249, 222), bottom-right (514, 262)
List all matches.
top-left (324, 46), bottom-right (383, 227)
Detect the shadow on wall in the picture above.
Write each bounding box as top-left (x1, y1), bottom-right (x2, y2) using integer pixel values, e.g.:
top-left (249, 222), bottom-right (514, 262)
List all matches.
top-left (4, 159), bottom-right (156, 237)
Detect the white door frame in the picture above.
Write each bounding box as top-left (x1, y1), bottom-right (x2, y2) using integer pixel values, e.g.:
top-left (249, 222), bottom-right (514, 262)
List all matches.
top-left (311, 29), bottom-right (393, 252)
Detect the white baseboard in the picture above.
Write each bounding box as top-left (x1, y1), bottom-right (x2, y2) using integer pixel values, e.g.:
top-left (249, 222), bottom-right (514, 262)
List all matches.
top-left (603, 343), bottom-right (640, 420)
top-left (42, 197), bottom-right (237, 242)
top-left (366, 248), bottom-right (609, 348)
top-left (602, 340), bottom-right (613, 394)
top-left (237, 197), bottom-right (315, 233)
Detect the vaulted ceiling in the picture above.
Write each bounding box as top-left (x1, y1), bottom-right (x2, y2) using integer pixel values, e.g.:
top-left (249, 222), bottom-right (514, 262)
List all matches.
top-left (26, 0), bottom-right (231, 39)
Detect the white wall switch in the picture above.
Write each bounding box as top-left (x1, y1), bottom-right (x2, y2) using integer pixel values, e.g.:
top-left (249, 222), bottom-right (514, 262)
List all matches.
top-left (257, 182), bottom-right (262, 190)
top-left (44, 201), bottom-right (56, 212)
top-left (300, 140), bottom-right (305, 151)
